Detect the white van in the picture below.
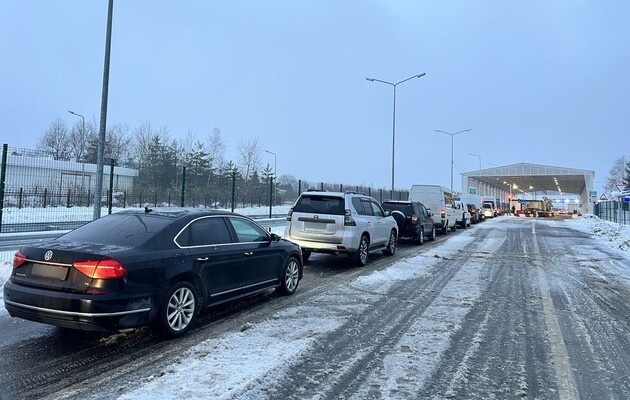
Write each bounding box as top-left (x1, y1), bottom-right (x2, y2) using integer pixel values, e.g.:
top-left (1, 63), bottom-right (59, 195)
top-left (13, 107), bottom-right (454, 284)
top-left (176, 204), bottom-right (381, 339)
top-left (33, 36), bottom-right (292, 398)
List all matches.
top-left (409, 185), bottom-right (458, 234)
top-left (453, 200), bottom-right (471, 228)
top-left (481, 196), bottom-right (497, 218)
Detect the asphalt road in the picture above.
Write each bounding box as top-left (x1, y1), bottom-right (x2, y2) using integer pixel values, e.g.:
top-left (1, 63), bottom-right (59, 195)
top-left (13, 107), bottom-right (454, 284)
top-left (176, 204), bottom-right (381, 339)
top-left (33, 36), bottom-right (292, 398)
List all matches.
top-left (0, 218), bottom-right (628, 399)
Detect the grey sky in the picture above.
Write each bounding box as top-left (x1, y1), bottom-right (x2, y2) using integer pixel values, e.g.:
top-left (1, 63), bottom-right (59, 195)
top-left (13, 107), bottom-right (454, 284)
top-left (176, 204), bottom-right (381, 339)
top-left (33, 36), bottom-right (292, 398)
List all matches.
top-left (1, 1), bottom-right (627, 195)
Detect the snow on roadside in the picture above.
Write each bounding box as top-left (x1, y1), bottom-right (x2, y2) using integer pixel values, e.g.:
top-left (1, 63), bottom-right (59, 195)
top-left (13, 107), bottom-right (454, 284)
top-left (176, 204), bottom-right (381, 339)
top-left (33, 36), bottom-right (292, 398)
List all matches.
top-left (567, 214), bottom-right (630, 253)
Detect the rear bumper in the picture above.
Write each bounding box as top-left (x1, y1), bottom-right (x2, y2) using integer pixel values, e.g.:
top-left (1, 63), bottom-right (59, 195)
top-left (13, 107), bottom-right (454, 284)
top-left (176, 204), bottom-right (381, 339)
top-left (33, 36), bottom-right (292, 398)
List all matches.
top-left (285, 237), bottom-right (357, 254)
top-left (3, 280), bottom-right (154, 332)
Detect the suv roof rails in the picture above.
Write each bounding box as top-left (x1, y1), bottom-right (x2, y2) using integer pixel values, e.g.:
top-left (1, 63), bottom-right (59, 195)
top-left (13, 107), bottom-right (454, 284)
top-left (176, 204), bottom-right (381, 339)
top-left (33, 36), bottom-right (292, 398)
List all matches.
top-left (344, 191), bottom-right (367, 195)
top-left (305, 189), bottom-right (324, 192)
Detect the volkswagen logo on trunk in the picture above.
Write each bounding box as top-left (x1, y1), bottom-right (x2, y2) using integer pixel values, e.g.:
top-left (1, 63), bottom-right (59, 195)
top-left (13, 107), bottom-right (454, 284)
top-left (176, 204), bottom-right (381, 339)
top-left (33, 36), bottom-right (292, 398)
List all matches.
top-left (44, 250), bottom-right (53, 261)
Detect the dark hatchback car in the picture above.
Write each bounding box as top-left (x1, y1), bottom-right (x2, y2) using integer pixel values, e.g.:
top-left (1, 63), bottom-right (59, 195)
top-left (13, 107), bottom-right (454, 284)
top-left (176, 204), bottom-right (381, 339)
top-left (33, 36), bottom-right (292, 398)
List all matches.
top-left (3, 208), bottom-right (303, 338)
top-left (467, 203), bottom-right (481, 224)
top-left (381, 200), bottom-right (436, 244)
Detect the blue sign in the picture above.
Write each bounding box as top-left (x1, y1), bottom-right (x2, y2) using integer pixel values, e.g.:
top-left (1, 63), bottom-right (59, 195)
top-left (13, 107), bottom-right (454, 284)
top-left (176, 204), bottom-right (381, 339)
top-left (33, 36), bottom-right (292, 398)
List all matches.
top-left (624, 196), bottom-right (630, 203)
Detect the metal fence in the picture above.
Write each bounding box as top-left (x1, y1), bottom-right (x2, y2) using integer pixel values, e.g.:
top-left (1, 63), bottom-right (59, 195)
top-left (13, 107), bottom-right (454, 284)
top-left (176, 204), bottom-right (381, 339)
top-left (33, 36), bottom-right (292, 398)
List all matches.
top-left (594, 200), bottom-right (629, 225)
top-left (0, 144), bottom-right (409, 233)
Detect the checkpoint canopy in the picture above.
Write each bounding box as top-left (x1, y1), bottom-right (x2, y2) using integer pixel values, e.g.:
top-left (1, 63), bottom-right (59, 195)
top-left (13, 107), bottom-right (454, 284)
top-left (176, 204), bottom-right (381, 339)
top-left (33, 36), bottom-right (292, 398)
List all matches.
top-left (460, 163), bottom-right (595, 214)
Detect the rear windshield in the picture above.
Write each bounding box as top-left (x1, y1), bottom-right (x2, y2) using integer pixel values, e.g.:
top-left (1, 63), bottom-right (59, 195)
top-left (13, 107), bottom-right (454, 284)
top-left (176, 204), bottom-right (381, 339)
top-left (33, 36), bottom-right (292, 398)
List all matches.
top-left (293, 195), bottom-right (345, 215)
top-left (483, 203), bottom-right (493, 209)
top-left (382, 203), bottom-right (413, 214)
top-left (58, 213), bottom-right (172, 246)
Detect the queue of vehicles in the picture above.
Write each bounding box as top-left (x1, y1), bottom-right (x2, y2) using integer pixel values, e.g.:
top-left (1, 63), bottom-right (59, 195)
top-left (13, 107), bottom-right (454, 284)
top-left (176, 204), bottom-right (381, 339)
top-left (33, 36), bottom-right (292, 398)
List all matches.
top-left (2, 185), bottom-right (500, 338)
top-left (283, 185), bottom-right (498, 270)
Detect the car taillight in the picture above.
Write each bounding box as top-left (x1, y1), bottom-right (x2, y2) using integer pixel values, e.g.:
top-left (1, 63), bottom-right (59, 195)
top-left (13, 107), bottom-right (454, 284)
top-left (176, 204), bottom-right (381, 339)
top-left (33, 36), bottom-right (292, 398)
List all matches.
top-left (13, 251), bottom-right (27, 268)
top-left (74, 259), bottom-right (127, 279)
top-left (344, 209), bottom-right (356, 226)
top-left (440, 209), bottom-right (446, 217)
top-left (286, 207), bottom-right (294, 221)
top-left (411, 214), bottom-right (418, 225)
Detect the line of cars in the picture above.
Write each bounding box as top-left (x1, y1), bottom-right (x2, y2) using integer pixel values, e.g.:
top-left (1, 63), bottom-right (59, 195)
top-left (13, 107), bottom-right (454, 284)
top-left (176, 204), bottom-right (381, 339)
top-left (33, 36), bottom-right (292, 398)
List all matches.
top-left (3, 188), bottom-right (498, 338)
top-left (282, 187), bottom-right (494, 270)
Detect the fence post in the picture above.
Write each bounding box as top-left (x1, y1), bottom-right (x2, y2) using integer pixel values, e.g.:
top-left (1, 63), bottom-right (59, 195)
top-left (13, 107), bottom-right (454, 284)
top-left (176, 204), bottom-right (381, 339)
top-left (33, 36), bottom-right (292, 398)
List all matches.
top-left (180, 166), bottom-right (186, 207)
top-left (320, 182), bottom-right (324, 191)
top-left (299, 180), bottom-right (302, 195)
top-left (0, 144), bottom-right (7, 233)
top-left (67, 189), bottom-right (71, 208)
top-left (43, 188), bottom-right (48, 208)
top-left (269, 176), bottom-right (273, 218)
top-left (108, 159), bottom-right (114, 215)
top-left (231, 171), bottom-right (236, 212)
top-left (18, 187), bottom-right (23, 209)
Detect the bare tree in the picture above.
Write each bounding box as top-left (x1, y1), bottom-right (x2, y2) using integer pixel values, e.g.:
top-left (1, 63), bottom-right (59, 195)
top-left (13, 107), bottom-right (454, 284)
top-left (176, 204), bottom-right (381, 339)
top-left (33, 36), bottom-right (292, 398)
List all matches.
top-left (181, 130), bottom-right (199, 154)
top-left (132, 120), bottom-right (171, 167)
top-left (237, 136), bottom-right (263, 183)
top-left (39, 118), bottom-right (71, 160)
top-left (68, 120), bottom-right (88, 162)
top-left (207, 127), bottom-right (226, 171)
top-left (605, 155), bottom-right (629, 193)
top-left (107, 123), bottom-right (133, 165)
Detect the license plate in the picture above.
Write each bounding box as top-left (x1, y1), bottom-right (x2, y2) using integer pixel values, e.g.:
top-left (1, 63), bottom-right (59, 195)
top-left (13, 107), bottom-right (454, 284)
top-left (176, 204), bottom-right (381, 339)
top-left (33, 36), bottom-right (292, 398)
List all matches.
top-left (31, 263), bottom-right (69, 280)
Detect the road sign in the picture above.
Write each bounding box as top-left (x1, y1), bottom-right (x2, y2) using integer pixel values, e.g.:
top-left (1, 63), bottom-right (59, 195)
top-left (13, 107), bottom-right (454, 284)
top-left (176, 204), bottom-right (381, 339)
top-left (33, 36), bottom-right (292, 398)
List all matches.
top-left (600, 194), bottom-right (608, 201)
top-left (624, 196), bottom-right (630, 203)
top-left (469, 187), bottom-right (477, 195)
top-left (589, 190), bottom-right (597, 197)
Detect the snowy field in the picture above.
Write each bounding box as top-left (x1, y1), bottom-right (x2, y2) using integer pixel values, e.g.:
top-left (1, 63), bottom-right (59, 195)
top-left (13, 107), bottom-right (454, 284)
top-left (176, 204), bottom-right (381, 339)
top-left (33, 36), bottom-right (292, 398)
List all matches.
top-left (0, 211), bottom-right (628, 398)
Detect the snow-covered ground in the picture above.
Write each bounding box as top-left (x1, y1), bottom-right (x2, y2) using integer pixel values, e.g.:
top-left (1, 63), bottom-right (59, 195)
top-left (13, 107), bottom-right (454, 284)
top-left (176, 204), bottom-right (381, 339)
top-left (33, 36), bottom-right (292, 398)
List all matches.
top-left (0, 211), bottom-right (628, 398)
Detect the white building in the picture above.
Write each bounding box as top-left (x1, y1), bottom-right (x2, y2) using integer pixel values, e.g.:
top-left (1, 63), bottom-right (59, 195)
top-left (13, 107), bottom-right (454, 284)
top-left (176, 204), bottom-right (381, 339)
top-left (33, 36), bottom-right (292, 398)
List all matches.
top-left (3, 154), bottom-right (138, 193)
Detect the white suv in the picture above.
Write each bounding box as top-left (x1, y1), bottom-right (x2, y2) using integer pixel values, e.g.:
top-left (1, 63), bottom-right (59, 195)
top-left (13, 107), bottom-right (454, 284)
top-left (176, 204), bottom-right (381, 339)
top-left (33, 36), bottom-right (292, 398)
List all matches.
top-left (284, 191), bottom-right (398, 266)
top-left (453, 200), bottom-right (471, 228)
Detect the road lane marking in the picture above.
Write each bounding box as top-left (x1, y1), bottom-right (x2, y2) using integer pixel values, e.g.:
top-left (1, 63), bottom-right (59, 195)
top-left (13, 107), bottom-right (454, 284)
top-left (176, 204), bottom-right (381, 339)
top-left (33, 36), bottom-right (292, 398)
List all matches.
top-left (531, 222), bottom-right (580, 400)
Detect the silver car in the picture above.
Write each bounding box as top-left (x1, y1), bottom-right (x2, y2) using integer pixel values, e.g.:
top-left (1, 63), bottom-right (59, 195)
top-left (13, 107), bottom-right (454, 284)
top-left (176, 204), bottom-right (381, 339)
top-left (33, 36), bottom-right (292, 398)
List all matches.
top-left (284, 191), bottom-right (398, 266)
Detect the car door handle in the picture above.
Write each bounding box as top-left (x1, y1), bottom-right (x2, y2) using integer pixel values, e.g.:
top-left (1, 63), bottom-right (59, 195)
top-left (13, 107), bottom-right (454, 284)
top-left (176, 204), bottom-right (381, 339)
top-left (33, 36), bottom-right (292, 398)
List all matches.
top-left (196, 257), bottom-right (209, 261)
top-left (243, 252), bottom-right (253, 256)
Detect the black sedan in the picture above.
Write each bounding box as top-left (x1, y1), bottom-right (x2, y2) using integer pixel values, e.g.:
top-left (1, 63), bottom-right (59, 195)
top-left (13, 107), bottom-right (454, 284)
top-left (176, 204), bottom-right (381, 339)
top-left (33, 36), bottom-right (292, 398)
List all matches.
top-left (3, 207), bottom-right (303, 338)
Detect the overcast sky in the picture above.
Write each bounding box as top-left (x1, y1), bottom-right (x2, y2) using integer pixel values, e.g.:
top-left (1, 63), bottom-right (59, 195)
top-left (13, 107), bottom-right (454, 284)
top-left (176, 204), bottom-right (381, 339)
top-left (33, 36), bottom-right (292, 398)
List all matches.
top-left (1, 1), bottom-right (627, 194)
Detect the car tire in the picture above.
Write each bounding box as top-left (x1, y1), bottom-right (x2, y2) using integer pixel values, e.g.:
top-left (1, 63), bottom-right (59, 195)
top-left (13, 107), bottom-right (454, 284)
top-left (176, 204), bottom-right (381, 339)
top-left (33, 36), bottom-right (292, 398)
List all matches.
top-left (441, 224), bottom-right (448, 235)
top-left (417, 227), bottom-right (424, 245)
top-left (461, 218), bottom-right (467, 229)
top-left (302, 249), bottom-right (311, 262)
top-left (278, 256), bottom-right (300, 295)
top-left (383, 230), bottom-right (397, 255)
top-left (154, 281), bottom-right (199, 338)
top-left (352, 235), bottom-right (370, 266)
top-left (429, 226), bottom-right (437, 241)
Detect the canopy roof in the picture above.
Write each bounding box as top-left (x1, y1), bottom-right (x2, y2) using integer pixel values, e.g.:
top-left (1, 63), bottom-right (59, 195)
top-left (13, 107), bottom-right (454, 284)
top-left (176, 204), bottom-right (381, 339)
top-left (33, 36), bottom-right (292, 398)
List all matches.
top-left (461, 163), bottom-right (595, 212)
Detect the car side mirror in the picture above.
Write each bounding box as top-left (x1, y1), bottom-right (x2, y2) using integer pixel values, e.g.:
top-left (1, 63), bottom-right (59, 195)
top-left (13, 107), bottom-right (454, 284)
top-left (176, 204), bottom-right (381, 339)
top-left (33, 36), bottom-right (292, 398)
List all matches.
top-left (384, 210), bottom-right (391, 216)
top-left (270, 233), bottom-right (281, 242)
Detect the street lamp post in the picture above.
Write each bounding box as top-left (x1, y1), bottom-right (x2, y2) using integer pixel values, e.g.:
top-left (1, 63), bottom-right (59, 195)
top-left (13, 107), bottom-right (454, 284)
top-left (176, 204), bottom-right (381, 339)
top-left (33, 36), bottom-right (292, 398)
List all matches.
top-left (68, 110), bottom-right (86, 199)
top-left (265, 150), bottom-right (277, 218)
top-left (435, 129), bottom-right (472, 193)
top-left (366, 73), bottom-right (426, 194)
top-left (468, 153), bottom-right (481, 170)
top-left (264, 150), bottom-right (276, 178)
